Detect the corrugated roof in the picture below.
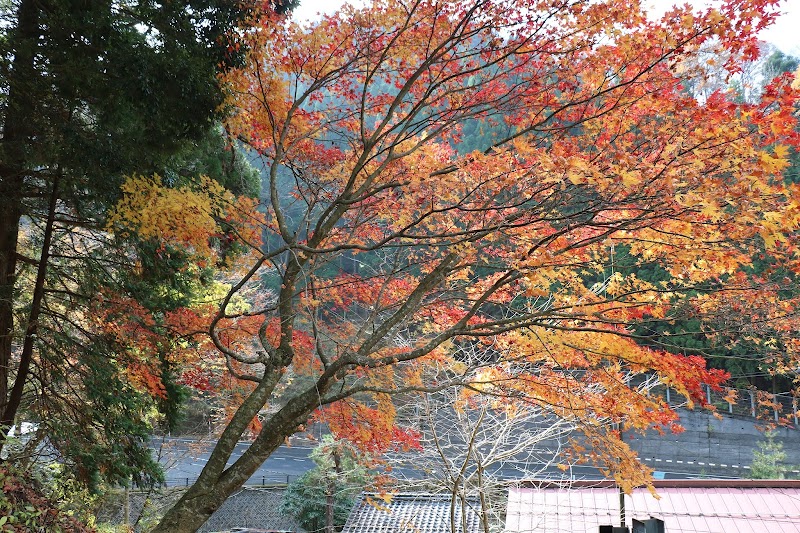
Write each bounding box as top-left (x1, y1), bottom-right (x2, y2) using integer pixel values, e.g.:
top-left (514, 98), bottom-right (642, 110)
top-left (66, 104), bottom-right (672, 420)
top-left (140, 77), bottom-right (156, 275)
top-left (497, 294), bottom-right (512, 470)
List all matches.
top-left (342, 493), bottom-right (482, 533)
top-left (506, 480), bottom-right (800, 533)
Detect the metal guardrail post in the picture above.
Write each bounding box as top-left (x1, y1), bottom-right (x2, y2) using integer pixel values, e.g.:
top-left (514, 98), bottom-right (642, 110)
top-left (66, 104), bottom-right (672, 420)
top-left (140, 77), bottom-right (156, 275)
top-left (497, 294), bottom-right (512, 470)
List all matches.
top-left (728, 388), bottom-right (733, 414)
top-left (750, 389), bottom-right (756, 417)
top-left (665, 387), bottom-right (670, 406)
top-left (774, 394), bottom-right (780, 422)
top-left (705, 384), bottom-right (711, 405)
top-left (793, 398), bottom-right (798, 426)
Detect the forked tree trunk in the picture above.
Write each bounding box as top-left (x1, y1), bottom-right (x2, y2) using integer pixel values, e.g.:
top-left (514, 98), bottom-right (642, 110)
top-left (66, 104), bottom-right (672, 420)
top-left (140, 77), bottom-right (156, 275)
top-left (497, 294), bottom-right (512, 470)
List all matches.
top-left (152, 378), bottom-right (324, 532)
top-left (152, 429), bottom-right (294, 532)
top-left (153, 430), bottom-right (286, 532)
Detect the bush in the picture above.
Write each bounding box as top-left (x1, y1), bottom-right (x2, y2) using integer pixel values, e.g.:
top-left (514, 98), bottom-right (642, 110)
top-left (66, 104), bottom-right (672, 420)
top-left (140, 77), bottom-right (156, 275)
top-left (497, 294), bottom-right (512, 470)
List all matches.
top-left (0, 464), bottom-right (94, 532)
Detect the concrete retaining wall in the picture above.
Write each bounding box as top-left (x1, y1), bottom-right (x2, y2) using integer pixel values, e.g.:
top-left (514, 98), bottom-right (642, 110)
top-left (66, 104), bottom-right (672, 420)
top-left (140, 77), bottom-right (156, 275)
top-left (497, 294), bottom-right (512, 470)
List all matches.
top-left (627, 408), bottom-right (800, 477)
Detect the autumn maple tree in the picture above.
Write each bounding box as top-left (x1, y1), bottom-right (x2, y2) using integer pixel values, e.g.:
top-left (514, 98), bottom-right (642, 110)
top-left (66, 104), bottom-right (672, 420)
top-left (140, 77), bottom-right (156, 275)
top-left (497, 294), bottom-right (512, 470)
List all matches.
top-left (100, 0), bottom-right (800, 530)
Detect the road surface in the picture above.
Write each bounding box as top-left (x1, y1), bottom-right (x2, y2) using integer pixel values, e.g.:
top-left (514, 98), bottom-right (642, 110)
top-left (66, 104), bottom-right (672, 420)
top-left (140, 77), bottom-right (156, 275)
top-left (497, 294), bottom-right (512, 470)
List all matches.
top-left (151, 437), bottom-right (745, 487)
top-left (151, 437), bottom-right (316, 487)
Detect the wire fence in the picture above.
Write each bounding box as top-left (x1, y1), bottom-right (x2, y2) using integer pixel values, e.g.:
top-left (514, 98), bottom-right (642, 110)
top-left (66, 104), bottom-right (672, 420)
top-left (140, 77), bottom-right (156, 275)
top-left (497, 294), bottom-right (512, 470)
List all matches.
top-left (162, 473), bottom-right (301, 488)
top-left (641, 379), bottom-right (799, 427)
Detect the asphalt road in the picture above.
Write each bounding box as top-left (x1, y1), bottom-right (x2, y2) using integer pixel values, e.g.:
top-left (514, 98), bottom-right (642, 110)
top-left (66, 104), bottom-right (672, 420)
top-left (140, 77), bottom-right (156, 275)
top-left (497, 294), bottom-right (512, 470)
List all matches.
top-left (151, 437), bottom-right (316, 487)
top-left (151, 437), bottom-right (743, 487)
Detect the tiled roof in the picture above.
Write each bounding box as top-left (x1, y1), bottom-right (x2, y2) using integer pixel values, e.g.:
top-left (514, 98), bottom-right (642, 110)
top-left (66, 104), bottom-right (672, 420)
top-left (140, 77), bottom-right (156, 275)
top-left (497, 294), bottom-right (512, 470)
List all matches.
top-left (505, 480), bottom-right (800, 533)
top-left (198, 486), bottom-right (306, 533)
top-left (342, 493), bottom-right (482, 533)
top-left (97, 486), bottom-right (305, 532)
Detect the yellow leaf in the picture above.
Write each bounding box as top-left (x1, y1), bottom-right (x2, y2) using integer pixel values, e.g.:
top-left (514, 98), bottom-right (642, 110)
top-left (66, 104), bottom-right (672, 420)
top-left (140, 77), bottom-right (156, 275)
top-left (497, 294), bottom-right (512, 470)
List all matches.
top-left (621, 171), bottom-right (639, 188)
top-left (567, 170), bottom-right (584, 185)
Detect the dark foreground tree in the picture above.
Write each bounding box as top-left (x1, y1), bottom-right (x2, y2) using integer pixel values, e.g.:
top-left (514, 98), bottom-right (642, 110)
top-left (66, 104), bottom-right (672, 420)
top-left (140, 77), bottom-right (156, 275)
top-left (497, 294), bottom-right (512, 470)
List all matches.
top-left (103, 0), bottom-right (800, 530)
top-left (0, 0), bottom-right (271, 485)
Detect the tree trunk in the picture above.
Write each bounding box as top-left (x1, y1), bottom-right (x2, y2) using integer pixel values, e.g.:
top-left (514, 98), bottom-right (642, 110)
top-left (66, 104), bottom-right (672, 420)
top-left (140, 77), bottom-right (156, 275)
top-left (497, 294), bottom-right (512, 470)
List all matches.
top-left (474, 459), bottom-right (490, 533)
top-left (124, 485), bottom-right (130, 528)
top-left (0, 0), bottom-right (40, 446)
top-left (151, 427), bottom-right (293, 533)
top-left (0, 182), bottom-right (21, 429)
top-left (1, 173), bottom-right (60, 437)
top-left (326, 490), bottom-right (335, 533)
top-left (152, 374), bottom-right (324, 532)
top-left (326, 449), bottom-right (342, 533)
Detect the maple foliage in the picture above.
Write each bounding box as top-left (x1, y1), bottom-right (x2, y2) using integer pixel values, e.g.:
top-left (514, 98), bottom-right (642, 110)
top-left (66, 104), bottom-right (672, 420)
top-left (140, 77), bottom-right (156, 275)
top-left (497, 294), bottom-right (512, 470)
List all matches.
top-left (100, 174), bottom-right (266, 407)
top-left (138, 1), bottom-right (800, 530)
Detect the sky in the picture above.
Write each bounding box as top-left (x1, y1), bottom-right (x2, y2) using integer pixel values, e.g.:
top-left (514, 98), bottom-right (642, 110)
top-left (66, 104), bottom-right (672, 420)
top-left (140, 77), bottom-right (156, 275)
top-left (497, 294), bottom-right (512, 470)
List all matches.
top-left (291, 0), bottom-right (800, 56)
top-left (757, 0), bottom-right (800, 54)
top-left (643, 0), bottom-right (800, 55)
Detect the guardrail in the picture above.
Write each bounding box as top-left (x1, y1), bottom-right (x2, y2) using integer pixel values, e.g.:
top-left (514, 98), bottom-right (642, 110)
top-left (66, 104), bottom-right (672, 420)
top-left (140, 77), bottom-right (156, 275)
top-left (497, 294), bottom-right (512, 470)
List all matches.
top-left (644, 380), bottom-right (798, 427)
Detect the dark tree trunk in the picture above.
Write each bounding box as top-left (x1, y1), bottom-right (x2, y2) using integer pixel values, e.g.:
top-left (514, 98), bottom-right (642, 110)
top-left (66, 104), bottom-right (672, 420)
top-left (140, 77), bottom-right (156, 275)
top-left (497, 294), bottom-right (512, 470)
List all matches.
top-left (0, 181), bottom-right (21, 426)
top-left (0, 0), bottom-right (40, 444)
top-left (1, 173), bottom-right (60, 437)
top-left (326, 490), bottom-right (335, 533)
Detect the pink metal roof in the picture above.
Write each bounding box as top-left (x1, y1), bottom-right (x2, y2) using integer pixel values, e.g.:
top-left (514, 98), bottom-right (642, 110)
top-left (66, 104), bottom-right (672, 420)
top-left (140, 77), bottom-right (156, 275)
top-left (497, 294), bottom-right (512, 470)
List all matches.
top-left (506, 480), bottom-right (800, 533)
